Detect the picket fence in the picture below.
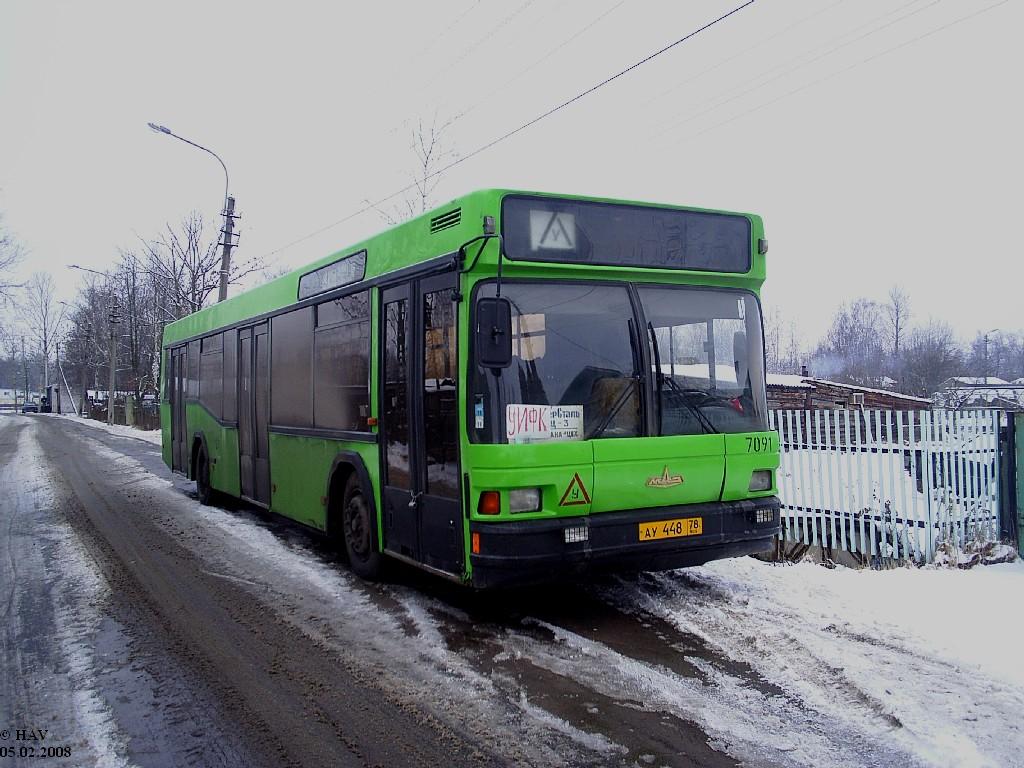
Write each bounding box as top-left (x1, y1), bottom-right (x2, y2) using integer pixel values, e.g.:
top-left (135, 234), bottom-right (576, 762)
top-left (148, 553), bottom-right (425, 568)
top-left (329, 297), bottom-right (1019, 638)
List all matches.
top-left (768, 408), bottom-right (1002, 563)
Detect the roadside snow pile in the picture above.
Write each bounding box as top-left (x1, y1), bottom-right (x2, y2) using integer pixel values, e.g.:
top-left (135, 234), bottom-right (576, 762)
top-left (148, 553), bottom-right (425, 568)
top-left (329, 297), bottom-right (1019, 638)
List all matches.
top-left (624, 557), bottom-right (1024, 768)
top-left (59, 413), bottom-right (163, 445)
top-left (933, 539), bottom-right (1018, 569)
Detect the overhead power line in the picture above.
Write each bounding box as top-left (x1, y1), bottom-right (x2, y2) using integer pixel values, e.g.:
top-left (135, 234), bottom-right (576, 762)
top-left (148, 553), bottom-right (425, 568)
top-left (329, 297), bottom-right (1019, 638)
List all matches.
top-left (654, 0), bottom-right (942, 139)
top-left (400, 0), bottom-right (628, 153)
top-left (398, 0), bottom-right (484, 72)
top-left (646, 0), bottom-right (845, 107)
top-left (263, 0), bottom-right (756, 263)
top-left (450, 0), bottom-right (629, 127)
top-left (385, 0), bottom-right (541, 139)
top-left (674, 0), bottom-right (1010, 145)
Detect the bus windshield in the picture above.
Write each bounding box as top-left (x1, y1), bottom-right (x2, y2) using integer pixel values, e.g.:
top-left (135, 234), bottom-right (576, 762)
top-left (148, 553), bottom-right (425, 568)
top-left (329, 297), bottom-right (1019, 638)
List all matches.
top-left (470, 282), bottom-right (767, 444)
top-left (639, 286), bottom-right (767, 436)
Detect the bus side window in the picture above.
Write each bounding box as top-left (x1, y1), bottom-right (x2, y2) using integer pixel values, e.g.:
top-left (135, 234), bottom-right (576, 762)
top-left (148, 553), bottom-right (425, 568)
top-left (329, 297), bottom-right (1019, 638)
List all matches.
top-left (314, 291), bottom-right (370, 432)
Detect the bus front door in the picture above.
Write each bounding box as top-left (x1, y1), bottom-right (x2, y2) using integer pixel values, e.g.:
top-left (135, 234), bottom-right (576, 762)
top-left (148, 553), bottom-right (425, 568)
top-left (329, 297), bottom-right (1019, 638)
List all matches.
top-left (170, 345), bottom-right (187, 472)
top-left (380, 274), bottom-right (463, 576)
top-left (238, 323), bottom-right (271, 506)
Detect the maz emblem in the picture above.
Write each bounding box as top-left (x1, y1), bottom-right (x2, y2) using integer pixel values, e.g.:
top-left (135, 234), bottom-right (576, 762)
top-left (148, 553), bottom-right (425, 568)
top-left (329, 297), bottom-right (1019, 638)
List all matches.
top-left (647, 466), bottom-right (683, 488)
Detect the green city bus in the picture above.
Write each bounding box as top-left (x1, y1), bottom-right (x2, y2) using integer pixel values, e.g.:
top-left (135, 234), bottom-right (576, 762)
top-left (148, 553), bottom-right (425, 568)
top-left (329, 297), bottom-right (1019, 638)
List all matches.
top-left (160, 189), bottom-right (781, 587)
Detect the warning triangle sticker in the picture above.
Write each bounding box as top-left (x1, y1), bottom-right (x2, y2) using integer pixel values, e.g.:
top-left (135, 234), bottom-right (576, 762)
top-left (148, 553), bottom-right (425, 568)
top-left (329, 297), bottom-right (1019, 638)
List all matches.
top-left (558, 472), bottom-right (591, 507)
top-left (539, 212), bottom-right (574, 248)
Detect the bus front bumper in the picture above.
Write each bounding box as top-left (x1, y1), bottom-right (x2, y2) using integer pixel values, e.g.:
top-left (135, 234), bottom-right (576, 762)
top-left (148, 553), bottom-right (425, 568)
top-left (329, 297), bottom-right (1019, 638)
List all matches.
top-left (468, 497), bottom-right (781, 589)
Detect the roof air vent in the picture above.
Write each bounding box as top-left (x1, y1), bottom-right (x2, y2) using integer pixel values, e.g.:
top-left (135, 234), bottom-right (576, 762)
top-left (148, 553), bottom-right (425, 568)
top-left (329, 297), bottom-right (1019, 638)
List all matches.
top-left (430, 208), bottom-right (461, 234)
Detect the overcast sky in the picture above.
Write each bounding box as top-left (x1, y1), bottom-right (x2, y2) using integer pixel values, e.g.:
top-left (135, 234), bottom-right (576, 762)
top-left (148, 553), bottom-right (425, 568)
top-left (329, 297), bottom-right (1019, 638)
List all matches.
top-left (1, 0), bottom-right (1019, 346)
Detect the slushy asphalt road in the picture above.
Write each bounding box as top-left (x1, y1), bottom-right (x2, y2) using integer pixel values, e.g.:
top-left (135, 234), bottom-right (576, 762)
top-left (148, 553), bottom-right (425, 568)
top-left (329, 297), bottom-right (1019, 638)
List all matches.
top-left (0, 413), bottom-right (930, 767)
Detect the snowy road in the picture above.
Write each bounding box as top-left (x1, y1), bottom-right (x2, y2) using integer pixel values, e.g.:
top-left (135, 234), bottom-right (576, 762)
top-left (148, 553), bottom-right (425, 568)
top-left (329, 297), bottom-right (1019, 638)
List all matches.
top-left (1, 413), bottom-right (1021, 767)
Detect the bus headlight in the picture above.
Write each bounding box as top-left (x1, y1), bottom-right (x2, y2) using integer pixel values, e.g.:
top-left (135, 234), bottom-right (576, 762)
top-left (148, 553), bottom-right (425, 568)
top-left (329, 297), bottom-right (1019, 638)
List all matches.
top-left (749, 470), bottom-right (772, 492)
top-left (509, 487), bottom-right (541, 513)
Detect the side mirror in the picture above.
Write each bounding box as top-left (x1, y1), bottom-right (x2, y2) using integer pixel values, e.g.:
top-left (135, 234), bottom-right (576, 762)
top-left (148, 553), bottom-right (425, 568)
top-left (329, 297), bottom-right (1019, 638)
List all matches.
top-left (733, 330), bottom-right (749, 386)
top-left (476, 297), bottom-right (513, 369)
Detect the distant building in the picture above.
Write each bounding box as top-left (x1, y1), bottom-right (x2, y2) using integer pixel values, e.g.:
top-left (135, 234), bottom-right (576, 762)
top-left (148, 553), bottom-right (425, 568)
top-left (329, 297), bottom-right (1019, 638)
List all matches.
top-left (933, 377), bottom-right (1024, 410)
top-left (0, 389), bottom-right (43, 409)
top-left (766, 374), bottom-right (932, 411)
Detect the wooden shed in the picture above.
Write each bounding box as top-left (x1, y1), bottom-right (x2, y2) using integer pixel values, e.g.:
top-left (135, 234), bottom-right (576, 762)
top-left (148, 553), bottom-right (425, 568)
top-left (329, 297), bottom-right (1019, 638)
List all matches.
top-left (767, 375), bottom-right (931, 411)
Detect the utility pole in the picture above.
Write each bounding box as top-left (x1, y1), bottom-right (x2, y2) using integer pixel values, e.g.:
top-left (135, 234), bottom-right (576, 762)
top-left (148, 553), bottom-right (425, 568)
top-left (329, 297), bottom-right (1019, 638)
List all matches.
top-left (108, 296), bottom-right (122, 425)
top-left (145, 123), bottom-right (236, 302)
top-left (984, 328), bottom-right (1000, 381)
top-left (217, 196), bottom-right (239, 302)
top-left (21, 336), bottom-right (27, 408)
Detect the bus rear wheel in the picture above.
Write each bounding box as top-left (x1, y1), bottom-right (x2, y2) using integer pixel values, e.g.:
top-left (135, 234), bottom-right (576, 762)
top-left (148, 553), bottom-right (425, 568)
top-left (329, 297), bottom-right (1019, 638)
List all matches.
top-left (196, 449), bottom-right (214, 506)
top-left (341, 475), bottom-right (383, 580)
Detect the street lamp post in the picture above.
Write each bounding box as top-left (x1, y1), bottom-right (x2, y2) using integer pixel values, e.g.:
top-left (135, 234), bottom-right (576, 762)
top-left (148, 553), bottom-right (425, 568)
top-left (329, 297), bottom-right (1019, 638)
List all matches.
top-left (984, 328), bottom-right (1000, 381)
top-left (147, 123), bottom-right (236, 302)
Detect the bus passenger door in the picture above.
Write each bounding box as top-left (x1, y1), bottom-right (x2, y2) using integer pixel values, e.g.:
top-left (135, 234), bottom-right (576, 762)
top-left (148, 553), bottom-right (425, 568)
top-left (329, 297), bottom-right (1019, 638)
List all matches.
top-left (380, 285), bottom-right (417, 557)
top-left (380, 274), bottom-right (463, 575)
top-left (416, 273), bottom-right (462, 574)
top-left (170, 346), bottom-right (187, 472)
top-left (238, 328), bottom-right (254, 499)
top-left (238, 323), bottom-right (271, 506)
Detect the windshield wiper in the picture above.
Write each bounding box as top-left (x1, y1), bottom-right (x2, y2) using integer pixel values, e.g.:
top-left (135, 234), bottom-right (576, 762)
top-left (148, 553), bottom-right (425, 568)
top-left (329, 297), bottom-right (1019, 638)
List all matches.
top-left (647, 321), bottom-right (719, 435)
top-left (661, 377), bottom-right (721, 434)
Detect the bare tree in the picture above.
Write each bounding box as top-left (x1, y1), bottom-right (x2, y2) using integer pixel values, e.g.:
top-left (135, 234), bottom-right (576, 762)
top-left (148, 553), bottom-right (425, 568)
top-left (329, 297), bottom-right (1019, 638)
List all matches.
top-left (23, 272), bottom-right (65, 393)
top-left (0, 214), bottom-right (24, 308)
top-left (406, 114), bottom-right (457, 217)
top-left (62, 276), bottom-right (119, 410)
top-left (885, 286), bottom-right (910, 356)
top-left (901, 321), bottom-right (963, 399)
top-left (812, 299), bottom-right (887, 385)
top-left (369, 113), bottom-right (458, 224)
top-left (62, 212), bottom-right (262, 407)
top-left (139, 211), bottom-right (262, 320)
top-left (763, 306), bottom-right (783, 374)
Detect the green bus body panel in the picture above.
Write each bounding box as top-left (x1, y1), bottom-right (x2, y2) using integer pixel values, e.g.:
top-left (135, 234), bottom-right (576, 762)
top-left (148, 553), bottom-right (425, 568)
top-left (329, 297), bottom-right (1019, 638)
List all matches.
top-left (180, 404), bottom-right (242, 497)
top-left (591, 435), bottom-right (725, 514)
top-left (160, 401), bottom-right (172, 467)
top-left (267, 433), bottom-right (379, 532)
top-left (468, 441), bottom-right (595, 517)
top-left (722, 433), bottom-right (780, 502)
top-left (462, 431), bottom-right (776, 521)
top-left (160, 189), bottom-right (776, 584)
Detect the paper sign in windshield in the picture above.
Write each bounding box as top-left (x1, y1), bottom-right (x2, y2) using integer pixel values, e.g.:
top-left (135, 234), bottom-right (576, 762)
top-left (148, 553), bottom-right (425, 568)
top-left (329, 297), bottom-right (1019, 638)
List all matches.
top-left (506, 404), bottom-right (583, 444)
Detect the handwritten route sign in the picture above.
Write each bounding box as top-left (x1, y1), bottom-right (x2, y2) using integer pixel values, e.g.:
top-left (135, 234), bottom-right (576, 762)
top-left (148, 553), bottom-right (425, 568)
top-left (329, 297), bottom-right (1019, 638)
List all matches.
top-left (506, 404), bottom-right (583, 444)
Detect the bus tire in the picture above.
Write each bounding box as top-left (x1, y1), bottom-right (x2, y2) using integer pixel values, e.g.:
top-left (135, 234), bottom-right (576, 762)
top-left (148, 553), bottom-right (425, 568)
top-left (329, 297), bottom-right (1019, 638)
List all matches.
top-left (342, 474), bottom-right (383, 580)
top-left (196, 448), bottom-right (214, 506)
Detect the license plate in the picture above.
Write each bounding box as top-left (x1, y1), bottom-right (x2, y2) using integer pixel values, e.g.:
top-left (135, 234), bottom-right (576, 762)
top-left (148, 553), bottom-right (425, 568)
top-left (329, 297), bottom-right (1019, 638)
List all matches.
top-left (638, 517), bottom-right (703, 541)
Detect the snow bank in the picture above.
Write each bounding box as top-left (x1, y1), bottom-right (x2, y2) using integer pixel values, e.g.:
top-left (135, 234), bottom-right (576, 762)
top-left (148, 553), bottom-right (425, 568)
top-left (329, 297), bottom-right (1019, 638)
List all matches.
top-left (54, 413), bottom-right (164, 446)
top-left (624, 557), bottom-right (1024, 768)
top-left (702, 557), bottom-right (1024, 689)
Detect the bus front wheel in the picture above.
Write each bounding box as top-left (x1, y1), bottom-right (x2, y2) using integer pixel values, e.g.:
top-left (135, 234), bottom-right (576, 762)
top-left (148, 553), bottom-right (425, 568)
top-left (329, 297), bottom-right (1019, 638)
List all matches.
top-left (342, 475), bottom-right (383, 580)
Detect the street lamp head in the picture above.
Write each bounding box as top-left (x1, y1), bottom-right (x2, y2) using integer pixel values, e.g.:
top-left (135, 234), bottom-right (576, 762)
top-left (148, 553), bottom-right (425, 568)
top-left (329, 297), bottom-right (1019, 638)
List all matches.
top-left (147, 122), bottom-right (172, 135)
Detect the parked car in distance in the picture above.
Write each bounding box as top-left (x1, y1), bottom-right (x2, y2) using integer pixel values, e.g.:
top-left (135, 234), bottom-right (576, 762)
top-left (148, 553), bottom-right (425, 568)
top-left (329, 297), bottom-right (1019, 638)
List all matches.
top-left (21, 402), bottom-right (39, 413)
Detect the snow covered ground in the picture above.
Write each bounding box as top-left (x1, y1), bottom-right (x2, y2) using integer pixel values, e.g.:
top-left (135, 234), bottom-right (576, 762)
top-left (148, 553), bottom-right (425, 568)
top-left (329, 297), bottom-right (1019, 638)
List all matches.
top-left (39, 412), bottom-right (163, 446)
top-left (10, 413), bottom-right (1024, 767)
top-left (78, 421), bottom-right (1024, 767)
top-left (622, 557), bottom-right (1024, 768)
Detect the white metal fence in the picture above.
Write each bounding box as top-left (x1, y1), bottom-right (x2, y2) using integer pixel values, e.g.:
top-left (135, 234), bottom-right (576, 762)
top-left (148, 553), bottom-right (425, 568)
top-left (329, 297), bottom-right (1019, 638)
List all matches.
top-left (769, 408), bottom-right (1003, 563)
